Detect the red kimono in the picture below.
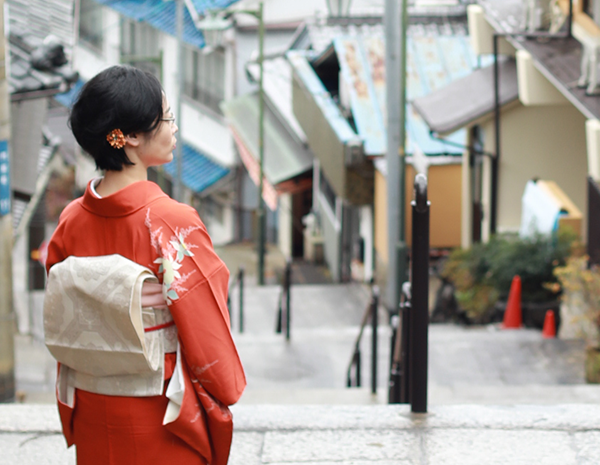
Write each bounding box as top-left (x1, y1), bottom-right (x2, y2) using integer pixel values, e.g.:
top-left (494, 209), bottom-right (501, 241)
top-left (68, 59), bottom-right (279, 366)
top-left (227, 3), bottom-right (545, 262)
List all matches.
top-left (46, 180), bottom-right (246, 465)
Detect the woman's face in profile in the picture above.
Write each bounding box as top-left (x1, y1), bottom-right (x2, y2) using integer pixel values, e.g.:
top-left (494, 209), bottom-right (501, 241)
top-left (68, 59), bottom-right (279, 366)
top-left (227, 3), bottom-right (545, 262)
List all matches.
top-left (138, 95), bottom-right (178, 168)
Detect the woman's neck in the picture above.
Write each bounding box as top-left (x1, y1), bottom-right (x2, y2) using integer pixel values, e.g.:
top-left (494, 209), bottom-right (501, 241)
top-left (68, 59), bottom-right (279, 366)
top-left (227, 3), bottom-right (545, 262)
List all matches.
top-left (95, 164), bottom-right (148, 197)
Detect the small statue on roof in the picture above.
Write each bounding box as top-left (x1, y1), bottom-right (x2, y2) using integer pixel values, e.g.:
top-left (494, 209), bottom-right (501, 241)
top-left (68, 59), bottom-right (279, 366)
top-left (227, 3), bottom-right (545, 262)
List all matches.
top-left (31, 35), bottom-right (68, 71)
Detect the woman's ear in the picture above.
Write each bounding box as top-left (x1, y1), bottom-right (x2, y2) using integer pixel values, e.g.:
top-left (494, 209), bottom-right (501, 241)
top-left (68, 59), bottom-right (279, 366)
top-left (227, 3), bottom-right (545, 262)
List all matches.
top-left (124, 132), bottom-right (141, 147)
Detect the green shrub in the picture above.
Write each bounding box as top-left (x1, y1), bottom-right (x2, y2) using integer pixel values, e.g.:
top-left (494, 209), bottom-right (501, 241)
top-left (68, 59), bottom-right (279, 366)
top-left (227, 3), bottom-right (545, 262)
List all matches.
top-left (441, 230), bottom-right (576, 322)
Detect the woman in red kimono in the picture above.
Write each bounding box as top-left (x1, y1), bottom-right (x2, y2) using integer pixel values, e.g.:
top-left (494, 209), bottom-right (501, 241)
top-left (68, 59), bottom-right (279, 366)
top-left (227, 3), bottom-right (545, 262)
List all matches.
top-left (45, 65), bottom-right (246, 465)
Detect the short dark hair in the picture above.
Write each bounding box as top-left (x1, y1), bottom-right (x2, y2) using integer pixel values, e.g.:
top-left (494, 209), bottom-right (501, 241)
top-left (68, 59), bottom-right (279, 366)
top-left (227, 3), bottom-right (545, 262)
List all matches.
top-left (69, 66), bottom-right (164, 171)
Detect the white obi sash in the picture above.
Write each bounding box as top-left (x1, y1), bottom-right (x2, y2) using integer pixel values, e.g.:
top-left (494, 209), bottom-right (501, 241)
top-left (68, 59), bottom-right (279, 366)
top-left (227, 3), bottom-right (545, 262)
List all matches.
top-left (44, 254), bottom-right (178, 406)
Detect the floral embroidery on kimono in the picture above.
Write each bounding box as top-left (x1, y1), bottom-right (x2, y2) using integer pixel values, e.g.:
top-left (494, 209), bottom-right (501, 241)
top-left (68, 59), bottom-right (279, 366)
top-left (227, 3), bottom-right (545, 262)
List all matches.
top-left (145, 209), bottom-right (201, 305)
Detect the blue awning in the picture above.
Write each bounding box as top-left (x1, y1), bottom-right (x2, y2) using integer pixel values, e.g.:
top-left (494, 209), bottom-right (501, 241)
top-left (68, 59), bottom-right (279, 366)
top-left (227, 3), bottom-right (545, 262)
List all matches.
top-left (92, 0), bottom-right (240, 49)
top-left (164, 143), bottom-right (229, 193)
top-left (54, 78), bottom-right (85, 108)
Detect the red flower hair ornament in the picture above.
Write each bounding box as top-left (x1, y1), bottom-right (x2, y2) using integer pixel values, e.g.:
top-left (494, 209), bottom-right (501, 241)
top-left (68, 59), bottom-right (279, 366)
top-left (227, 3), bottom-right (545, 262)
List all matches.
top-left (106, 129), bottom-right (126, 149)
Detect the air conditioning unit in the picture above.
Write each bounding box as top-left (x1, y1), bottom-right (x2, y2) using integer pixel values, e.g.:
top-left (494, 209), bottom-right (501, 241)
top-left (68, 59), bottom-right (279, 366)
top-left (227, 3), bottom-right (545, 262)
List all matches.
top-left (516, 49), bottom-right (568, 105)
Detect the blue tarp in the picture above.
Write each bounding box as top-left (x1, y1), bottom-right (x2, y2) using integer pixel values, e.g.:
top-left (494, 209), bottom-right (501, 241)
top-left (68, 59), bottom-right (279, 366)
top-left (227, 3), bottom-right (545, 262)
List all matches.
top-left (93, 0), bottom-right (240, 48)
top-left (54, 78), bottom-right (85, 108)
top-left (164, 143), bottom-right (229, 193)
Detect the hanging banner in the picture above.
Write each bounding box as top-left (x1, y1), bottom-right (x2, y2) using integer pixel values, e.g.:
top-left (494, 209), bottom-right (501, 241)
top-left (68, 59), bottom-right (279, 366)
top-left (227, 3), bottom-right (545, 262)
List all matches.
top-left (0, 140), bottom-right (9, 217)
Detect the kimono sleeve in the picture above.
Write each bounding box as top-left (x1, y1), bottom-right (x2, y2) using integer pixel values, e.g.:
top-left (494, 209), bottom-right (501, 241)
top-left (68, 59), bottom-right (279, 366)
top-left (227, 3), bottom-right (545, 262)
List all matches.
top-left (146, 203), bottom-right (246, 406)
top-left (45, 202), bottom-right (77, 274)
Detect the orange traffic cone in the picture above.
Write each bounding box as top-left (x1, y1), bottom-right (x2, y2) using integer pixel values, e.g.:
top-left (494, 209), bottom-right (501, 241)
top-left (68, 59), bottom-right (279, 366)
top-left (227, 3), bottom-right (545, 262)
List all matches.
top-left (542, 310), bottom-right (556, 338)
top-left (502, 275), bottom-right (522, 329)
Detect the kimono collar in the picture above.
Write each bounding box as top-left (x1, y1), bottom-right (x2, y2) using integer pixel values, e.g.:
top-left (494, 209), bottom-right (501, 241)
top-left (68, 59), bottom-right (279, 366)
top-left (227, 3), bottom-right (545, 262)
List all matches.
top-left (81, 180), bottom-right (168, 217)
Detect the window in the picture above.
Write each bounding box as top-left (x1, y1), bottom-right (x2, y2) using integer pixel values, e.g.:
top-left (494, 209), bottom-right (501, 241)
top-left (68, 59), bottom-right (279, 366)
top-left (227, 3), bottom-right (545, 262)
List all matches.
top-left (79, 0), bottom-right (104, 51)
top-left (183, 46), bottom-right (225, 115)
top-left (120, 20), bottom-right (162, 80)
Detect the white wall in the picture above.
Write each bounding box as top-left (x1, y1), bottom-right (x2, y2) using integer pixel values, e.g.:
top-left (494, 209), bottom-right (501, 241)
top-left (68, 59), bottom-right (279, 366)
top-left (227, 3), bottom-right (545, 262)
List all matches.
top-left (162, 35), bottom-right (179, 107)
top-left (74, 8), bottom-right (121, 80)
top-left (10, 99), bottom-right (46, 195)
top-left (318, 192), bottom-right (342, 282)
top-left (181, 100), bottom-right (236, 167)
top-left (12, 232), bottom-right (28, 334)
top-left (206, 204), bottom-right (235, 246)
top-left (481, 103), bottom-right (588, 238)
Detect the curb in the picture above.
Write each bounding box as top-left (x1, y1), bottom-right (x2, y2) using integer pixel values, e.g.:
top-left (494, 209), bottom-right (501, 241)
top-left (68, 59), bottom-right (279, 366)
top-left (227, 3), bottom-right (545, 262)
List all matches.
top-left (4, 404), bottom-right (600, 434)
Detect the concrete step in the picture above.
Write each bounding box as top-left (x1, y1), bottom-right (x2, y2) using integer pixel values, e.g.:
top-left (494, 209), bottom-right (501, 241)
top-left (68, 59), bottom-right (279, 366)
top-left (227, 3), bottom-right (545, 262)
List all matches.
top-left (238, 387), bottom-right (386, 405)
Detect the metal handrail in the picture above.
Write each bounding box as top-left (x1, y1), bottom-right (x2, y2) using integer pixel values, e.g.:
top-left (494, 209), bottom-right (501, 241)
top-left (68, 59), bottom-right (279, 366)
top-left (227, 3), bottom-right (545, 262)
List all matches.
top-left (227, 266), bottom-right (245, 333)
top-left (275, 259), bottom-right (292, 340)
top-left (388, 281), bottom-right (411, 404)
top-left (388, 173), bottom-right (430, 413)
top-left (346, 285), bottom-right (380, 394)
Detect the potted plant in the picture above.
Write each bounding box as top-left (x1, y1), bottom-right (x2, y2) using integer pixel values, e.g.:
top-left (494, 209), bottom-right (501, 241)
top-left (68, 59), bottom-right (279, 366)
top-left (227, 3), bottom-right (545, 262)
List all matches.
top-left (553, 255), bottom-right (600, 383)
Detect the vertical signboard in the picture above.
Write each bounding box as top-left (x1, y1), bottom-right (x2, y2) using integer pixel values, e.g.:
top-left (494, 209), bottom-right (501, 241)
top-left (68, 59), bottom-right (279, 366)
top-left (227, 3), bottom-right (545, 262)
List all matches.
top-left (0, 140), bottom-right (9, 216)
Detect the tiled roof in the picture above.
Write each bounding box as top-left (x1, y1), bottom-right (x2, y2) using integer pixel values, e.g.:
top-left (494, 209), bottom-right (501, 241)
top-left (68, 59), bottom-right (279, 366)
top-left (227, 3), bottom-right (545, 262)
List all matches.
top-left (412, 58), bottom-right (519, 135)
top-left (163, 143), bottom-right (230, 193)
top-left (93, 0), bottom-right (240, 49)
top-left (8, 27), bottom-right (79, 100)
top-left (303, 19), bottom-right (491, 156)
top-left (7, 0), bottom-right (76, 56)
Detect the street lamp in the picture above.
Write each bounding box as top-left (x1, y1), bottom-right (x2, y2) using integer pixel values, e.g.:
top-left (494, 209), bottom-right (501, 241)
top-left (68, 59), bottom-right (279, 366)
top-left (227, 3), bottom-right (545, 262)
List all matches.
top-left (326, 0), bottom-right (352, 16)
top-left (196, 11), bottom-right (233, 48)
top-left (196, 3), bottom-right (266, 285)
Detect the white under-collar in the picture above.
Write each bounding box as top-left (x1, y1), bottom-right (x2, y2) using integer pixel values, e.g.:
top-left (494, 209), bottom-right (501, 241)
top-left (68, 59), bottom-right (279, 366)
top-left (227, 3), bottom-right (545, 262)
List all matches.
top-left (90, 177), bottom-right (103, 199)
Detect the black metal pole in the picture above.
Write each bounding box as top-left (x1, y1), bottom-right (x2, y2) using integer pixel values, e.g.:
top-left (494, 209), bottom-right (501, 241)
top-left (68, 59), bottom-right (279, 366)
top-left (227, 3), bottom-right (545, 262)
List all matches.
top-left (371, 286), bottom-right (379, 395)
top-left (356, 348), bottom-right (362, 388)
top-left (239, 267), bottom-right (244, 333)
top-left (275, 292), bottom-right (282, 333)
top-left (491, 34), bottom-right (500, 235)
top-left (409, 174), bottom-right (429, 413)
top-left (285, 260), bottom-right (291, 341)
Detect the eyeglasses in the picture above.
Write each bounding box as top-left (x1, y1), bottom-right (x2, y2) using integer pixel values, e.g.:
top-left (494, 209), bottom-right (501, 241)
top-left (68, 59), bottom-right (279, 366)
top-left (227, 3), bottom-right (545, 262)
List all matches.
top-left (160, 115), bottom-right (176, 126)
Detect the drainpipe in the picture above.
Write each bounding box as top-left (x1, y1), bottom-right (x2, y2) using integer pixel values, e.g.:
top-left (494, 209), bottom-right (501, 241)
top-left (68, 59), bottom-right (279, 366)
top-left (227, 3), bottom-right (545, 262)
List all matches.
top-left (491, 0), bottom-right (572, 234)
